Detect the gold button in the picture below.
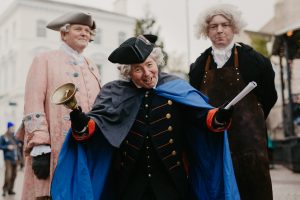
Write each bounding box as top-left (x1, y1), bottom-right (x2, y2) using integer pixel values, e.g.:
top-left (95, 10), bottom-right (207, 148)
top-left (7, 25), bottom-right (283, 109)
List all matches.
top-left (167, 100), bottom-right (173, 105)
top-left (145, 94), bottom-right (148, 97)
top-left (169, 139), bottom-right (174, 144)
top-left (123, 152), bottom-right (127, 156)
top-left (145, 104), bottom-right (149, 108)
top-left (177, 161), bottom-right (181, 166)
top-left (126, 140), bottom-right (129, 144)
top-left (166, 113), bottom-right (171, 119)
top-left (172, 150), bottom-right (176, 156)
top-left (168, 126), bottom-right (173, 131)
top-left (148, 174), bottom-right (152, 178)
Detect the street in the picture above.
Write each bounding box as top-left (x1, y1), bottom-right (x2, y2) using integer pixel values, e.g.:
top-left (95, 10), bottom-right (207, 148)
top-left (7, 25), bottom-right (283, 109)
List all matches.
top-left (0, 164), bottom-right (299, 199)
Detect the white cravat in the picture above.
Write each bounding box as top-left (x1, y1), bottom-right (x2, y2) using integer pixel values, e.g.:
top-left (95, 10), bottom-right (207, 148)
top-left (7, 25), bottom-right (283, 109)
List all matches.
top-left (60, 42), bottom-right (85, 65)
top-left (211, 41), bottom-right (234, 69)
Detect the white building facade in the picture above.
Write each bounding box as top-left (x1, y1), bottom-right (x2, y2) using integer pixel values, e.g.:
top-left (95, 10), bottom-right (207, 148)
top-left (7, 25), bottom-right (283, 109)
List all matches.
top-left (0, 0), bottom-right (136, 133)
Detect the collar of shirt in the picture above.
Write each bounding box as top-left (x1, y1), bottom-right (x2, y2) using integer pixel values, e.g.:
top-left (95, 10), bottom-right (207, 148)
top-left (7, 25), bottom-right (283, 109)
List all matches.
top-left (211, 41), bottom-right (235, 69)
top-left (60, 42), bottom-right (85, 65)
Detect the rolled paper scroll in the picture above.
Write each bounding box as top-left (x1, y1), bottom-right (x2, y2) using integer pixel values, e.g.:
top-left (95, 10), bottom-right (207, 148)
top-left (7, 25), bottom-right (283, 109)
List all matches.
top-left (225, 81), bottom-right (257, 109)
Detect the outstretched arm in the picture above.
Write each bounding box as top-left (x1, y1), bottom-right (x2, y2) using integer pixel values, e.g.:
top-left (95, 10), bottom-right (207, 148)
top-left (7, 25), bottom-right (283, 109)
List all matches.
top-left (69, 107), bottom-right (96, 140)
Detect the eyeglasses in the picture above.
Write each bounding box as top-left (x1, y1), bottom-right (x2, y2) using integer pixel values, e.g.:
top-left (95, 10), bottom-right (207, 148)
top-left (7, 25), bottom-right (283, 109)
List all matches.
top-left (208, 22), bottom-right (232, 31)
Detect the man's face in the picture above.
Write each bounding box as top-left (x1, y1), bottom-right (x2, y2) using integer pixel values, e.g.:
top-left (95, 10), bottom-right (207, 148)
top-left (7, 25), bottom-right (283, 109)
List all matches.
top-left (207, 15), bottom-right (234, 49)
top-left (130, 56), bottom-right (159, 89)
top-left (8, 126), bottom-right (15, 134)
top-left (63, 24), bottom-right (91, 53)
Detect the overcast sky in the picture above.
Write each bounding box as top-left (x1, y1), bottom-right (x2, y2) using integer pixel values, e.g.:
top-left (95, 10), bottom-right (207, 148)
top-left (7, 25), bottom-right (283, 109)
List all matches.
top-left (0, 0), bottom-right (276, 65)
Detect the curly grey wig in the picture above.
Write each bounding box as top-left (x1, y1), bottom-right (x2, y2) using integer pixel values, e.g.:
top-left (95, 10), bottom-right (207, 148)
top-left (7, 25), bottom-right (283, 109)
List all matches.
top-left (118, 47), bottom-right (165, 80)
top-left (194, 4), bottom-right (247, 39)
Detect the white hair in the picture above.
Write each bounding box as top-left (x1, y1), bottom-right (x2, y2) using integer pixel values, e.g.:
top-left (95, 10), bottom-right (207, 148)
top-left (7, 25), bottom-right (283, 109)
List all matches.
top-left (59, 23), bottom-right (96, 41)
top-left (118, 47), bottom-right (165, 80)
top-left (194, 3), bottom-right (247, 39)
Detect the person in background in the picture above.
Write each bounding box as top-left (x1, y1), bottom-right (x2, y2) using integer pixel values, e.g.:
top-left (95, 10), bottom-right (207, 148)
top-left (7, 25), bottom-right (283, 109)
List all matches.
top-left (16, 139), bottom-right (24, 170)
top-left (189, 4), bottom-right (277, 200)
top-left (17, 11), bottom-right (101, 200)
top-left (51, 35), bottom-right (239, 200)
top-left (267, 135), bottom-right (275, 169)
top-left (0, 122), bottom-right (18, 196)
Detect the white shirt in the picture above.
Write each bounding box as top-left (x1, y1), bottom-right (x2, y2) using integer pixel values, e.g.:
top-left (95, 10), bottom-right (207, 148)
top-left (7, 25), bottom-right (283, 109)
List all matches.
top-left (60, 42), bottom-right (86, 66)
top-left (211, 41), bottom-right (235, 69)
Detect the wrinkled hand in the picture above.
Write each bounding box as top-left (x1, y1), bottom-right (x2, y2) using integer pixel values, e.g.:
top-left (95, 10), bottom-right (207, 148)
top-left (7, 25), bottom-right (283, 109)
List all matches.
top-left (215, 106), bottom-right (234, 125)
top-left (32, 153), bottom-right (50, 179)
top-left (69, 106), bottom-right (90, 131)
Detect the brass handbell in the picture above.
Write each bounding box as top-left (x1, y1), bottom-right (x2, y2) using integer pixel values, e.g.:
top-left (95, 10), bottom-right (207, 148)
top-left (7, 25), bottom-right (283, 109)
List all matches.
top-left (51, 83), bottom-right (78, 110)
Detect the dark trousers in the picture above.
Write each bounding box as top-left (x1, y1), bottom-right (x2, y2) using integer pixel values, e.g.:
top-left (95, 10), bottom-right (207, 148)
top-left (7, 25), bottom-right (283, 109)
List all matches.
top-left (2, 160), bottom-right (17, 193)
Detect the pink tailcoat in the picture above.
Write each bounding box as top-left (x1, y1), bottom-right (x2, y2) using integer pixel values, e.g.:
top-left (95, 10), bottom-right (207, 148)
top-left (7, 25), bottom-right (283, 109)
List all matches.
top-left (21, 49), bottom-right (101, 199)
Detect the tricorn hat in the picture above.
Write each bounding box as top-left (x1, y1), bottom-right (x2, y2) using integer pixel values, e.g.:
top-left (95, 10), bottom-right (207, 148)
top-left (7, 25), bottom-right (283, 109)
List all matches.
top-left (143, 34), bottom-right (158, 44)
top-left (46, 11), bottom-right (96, 31)
top-left (108, 35), bottom-right (154, 64)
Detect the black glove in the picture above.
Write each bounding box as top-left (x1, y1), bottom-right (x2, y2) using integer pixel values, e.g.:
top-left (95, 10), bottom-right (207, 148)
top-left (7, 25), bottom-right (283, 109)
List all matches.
top-left (69, 106), bottom-right (90, 131)
top-left (215, 106), bottom-right (234, 125)
top-left (32, 153), bottom-right (50, 179)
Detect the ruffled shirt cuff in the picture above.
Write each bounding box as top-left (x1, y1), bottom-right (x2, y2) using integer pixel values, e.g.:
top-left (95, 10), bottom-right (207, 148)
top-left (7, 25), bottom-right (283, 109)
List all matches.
top-left (30, 145), bottom-right (51, 157)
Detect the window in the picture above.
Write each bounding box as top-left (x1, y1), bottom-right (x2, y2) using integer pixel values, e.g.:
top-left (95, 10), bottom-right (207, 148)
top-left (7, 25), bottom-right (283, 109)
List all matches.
top-left (118, 31), bottom-right (126, 45)
top-left (93, 28), bottom-right (102, 44)
top-left (36, 20), bottom-right (47, 37)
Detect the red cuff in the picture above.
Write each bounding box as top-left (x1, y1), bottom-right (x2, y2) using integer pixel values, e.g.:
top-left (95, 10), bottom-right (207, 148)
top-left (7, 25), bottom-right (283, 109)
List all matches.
top-left (206, 108), bottom-right (231, 132)
top-left (72, 119), bottom-right (96, 141)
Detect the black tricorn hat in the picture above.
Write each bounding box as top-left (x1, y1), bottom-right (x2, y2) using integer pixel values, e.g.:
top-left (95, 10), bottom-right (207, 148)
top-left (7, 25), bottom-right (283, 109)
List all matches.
top-left (46, 11), bottom-right (96, 31)
top-left (143, 34), bottom-right (158, 44)
top-left (108, 35), bottom-right (154, 64)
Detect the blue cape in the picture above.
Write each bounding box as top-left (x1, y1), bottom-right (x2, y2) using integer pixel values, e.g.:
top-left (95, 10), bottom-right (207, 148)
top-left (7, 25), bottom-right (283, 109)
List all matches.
top-left (51, 79), bottom-right (240, 200)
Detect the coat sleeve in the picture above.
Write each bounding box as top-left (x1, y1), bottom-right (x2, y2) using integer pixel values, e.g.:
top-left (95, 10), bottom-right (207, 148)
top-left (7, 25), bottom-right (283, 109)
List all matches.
top-left (256, 55), bottom-right (278, 118)
top-left (23, 55), bottom-right (50, 154)
top-left (0, 136), bottom-right (8, 150)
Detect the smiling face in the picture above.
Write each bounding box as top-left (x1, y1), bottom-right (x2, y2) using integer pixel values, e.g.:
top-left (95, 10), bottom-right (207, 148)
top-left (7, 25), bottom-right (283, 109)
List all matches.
top-left (207, 15), bottom-right (235, 49)
top-left (62, 24), bottom-right (91, 53)
top-left (130, 56), bottom-right (159, 89)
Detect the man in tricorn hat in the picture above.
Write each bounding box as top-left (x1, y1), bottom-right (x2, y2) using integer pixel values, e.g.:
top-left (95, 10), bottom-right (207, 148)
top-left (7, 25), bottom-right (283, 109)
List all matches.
top-left (51, 35), bottom-right (240, 200)
top-left (18, 11), bottom-right (101, 200)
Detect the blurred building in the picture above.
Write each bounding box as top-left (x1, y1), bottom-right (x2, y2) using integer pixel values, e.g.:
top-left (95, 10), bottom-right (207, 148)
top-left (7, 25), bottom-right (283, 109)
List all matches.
top-left (0, 0), bottom-right (135, 133)
top-left (246, 0), bottom-right (300, 139)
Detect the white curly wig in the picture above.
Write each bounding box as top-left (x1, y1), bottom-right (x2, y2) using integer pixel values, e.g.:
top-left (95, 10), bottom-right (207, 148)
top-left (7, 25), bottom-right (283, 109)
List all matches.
top-left (194, 4), bottom-right (247, 39)
top-left (118, 47), bottom-right (165, 80)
